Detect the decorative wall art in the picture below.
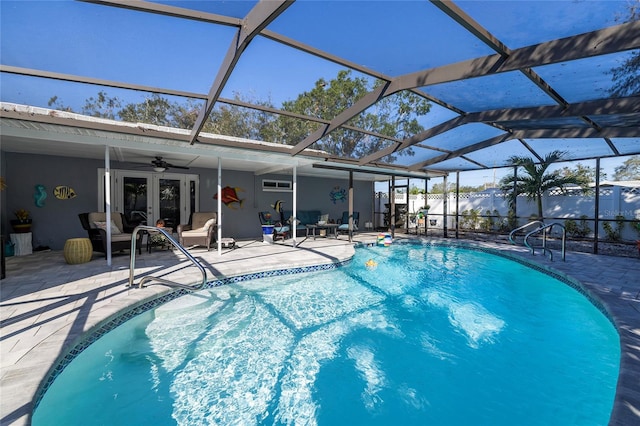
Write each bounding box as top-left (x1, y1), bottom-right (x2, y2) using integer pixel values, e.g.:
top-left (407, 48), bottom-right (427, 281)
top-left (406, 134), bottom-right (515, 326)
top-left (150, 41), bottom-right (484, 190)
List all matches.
top-left (214, 186), bottom-right (245, 209)
top-left (271, 199), bottom-right (286, 223)
top-left (329, 186), bottom-right (347, 204)
top-left (54, 185), bottom-right (77, 199)
top-left (34, 184), bottom-right (47, 207)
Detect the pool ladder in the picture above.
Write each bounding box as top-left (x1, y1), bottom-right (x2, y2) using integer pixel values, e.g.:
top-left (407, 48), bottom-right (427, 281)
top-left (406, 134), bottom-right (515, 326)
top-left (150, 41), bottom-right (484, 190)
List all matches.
top-left (509, 221), bottom-right (566, 261)
top-left (127, 225), bottom-right (207, 289)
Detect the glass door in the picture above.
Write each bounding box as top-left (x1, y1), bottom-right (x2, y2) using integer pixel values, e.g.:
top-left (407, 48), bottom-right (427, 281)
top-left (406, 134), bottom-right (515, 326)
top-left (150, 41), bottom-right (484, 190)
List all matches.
top-left (123, 174), bottom-right (151, 228)
top-left (154, 176), bottom-right (181, 231)
top-left (99, 169), bottom-right (199, 230)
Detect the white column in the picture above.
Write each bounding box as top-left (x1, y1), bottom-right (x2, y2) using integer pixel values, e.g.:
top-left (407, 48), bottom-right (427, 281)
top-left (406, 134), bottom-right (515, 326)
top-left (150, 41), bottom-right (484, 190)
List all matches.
top-left (104, 146), bottom-right (112, 266)
top-left (217, 158), bottom-right (222, 254)
top-left (292, 166), bottom-right (297, 247)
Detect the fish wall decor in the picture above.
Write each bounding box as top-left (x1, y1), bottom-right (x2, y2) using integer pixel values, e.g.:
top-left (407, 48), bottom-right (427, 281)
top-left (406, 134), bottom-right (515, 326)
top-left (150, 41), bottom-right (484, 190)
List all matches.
top-left (214, 186), bottom-right (245, 209)
top-left (54, 185), bottom-right (77, 200)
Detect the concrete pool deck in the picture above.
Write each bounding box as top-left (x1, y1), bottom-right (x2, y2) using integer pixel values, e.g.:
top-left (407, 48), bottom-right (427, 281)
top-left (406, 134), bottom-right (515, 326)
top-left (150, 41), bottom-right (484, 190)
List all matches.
top-left (1, 234), bottom-right (638, 425)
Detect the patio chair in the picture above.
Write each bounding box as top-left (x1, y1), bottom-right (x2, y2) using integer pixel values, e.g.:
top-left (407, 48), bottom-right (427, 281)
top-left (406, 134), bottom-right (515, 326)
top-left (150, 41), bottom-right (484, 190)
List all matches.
top-left (79, 212), bottom-right (142, 258)
top-left (177, 212), bottom-right (217, 250)
top-left (337, 211), bottom-right (359, 235)
top-left (258, 211), bottom-right (290, 241)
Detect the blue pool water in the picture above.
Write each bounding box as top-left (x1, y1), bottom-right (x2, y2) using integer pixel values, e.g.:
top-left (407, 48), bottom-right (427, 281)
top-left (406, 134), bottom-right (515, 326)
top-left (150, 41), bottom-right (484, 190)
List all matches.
top-left (33, 244), bottom-right (620, 425)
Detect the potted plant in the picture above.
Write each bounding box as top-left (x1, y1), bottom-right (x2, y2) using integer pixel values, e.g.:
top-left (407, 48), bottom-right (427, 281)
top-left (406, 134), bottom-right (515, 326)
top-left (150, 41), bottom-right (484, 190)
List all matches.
top-left (417, 205), bottom-right (430, 218)
top-left (11, 209), bottom-right (32, 233)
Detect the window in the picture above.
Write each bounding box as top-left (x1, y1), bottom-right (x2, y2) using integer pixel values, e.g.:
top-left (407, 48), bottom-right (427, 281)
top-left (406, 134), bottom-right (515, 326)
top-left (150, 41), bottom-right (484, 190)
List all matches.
top-left (262, 179), bottom-right (292, 192)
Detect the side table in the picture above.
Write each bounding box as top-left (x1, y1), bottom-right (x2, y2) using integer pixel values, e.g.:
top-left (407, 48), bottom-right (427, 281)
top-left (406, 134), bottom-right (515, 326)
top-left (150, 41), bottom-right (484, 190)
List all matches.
top-left (10, 232), bottom-right (33, 256)
top-left (63, 238), bottom-right (93, 264)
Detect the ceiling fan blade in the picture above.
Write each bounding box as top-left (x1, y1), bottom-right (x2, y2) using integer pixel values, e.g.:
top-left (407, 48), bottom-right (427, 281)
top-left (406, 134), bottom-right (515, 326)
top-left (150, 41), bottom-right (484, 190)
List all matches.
top-left (147, 156), bottom-right (190, 170)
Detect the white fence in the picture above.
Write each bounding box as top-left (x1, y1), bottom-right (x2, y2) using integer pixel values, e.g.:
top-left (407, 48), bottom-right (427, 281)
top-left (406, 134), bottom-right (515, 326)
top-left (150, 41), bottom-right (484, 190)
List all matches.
top-left (375, 186), bottom-right (640, 241)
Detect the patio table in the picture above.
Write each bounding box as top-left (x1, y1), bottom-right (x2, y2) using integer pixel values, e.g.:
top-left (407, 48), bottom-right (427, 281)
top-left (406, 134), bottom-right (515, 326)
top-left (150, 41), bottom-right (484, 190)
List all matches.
top-left (305, 223), bottom-right (338, 240)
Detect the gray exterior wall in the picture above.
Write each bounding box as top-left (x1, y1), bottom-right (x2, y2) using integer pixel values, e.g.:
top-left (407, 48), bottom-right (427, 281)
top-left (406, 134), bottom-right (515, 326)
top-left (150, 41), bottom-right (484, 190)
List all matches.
top-left (1, 152), bottom-right (373, 250)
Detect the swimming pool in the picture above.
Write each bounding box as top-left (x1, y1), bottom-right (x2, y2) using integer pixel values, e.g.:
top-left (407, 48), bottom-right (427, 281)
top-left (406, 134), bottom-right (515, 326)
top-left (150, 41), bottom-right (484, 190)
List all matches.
top-left (33, 243), bottom-right (620, 425)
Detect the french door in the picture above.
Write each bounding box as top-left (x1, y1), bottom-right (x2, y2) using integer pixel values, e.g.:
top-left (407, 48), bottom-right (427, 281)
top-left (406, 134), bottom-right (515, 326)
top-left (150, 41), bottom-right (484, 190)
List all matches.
top-left (99, 169), bottom-right (199, 230)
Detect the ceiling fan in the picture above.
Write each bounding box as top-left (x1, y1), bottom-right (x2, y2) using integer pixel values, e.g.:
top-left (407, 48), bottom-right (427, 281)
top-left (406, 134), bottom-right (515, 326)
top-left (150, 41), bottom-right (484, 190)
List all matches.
top-left (149, 156), bottom-right (189, 172)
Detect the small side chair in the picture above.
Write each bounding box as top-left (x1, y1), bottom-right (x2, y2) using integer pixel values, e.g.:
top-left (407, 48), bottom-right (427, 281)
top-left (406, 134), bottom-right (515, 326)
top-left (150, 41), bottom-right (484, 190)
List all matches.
top-left (337, 211), bottom-right (359, 235)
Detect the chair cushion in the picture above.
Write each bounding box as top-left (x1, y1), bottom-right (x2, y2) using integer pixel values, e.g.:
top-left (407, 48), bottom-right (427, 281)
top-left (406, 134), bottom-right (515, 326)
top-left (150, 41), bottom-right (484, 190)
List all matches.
top-left (192, 212), bottom-right (216, 229)
top-left (338, 223), bottom-right (358, 231)
top-left (182, 229), bottom-right (210, 237)
top-left (201, 218), bottom-right (216, 231)
top-left (110, 233), bottom-right (133, 242)
top-left (93, 220), bottom-right (122, 235)
top-left (88, 212), bottom-right (124, 233)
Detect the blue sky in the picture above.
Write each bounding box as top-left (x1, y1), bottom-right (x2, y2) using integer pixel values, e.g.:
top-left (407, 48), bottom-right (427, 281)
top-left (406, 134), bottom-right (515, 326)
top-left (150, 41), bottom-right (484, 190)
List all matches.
top-left (1, 0), bottom-right (632, 109)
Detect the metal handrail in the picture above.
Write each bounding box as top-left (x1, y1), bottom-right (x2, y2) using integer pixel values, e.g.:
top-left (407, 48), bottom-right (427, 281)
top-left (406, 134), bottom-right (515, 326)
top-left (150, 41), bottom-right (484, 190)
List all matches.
top-left (508, 220), bottom-right (544, 245)
top-left (524, 222), bottom-right (566, 261)
top-left (128, 225), bottom-right (207, 289)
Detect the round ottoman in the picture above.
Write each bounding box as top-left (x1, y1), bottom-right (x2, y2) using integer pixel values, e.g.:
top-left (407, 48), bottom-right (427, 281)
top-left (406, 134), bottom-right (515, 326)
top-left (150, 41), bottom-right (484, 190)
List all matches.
top-left (64, 238), bottom-right (93, 264)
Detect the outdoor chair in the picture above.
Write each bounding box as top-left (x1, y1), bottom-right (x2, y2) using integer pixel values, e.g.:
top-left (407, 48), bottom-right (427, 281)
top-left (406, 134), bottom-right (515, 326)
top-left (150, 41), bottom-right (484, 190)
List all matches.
top-left (78, 212), bottom-right (142, 258)
top-left (258, 211), bottom-right (289, 241)
top-left (177, 212), bottom-right (217, 250)
top-left (337, 211), bottom-right (359, 235)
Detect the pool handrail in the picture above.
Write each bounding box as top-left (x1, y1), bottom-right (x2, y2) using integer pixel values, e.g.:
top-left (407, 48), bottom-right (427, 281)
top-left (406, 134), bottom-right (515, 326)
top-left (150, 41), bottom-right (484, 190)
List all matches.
top-left (524, 222), bottom-right (566, 262)
top-left (509, 220), bottom-right (545, 245)
top-left (128, 225), bottom-right (207, 289)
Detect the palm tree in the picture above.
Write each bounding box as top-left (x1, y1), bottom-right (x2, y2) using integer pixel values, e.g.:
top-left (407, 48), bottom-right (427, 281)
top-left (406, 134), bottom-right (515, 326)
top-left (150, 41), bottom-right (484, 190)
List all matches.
top-left (499, 150), bottom-right (588, 221)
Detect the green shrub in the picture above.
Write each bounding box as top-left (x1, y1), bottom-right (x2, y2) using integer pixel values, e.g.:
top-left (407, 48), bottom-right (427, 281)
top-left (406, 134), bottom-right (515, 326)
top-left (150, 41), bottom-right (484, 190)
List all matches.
top-left (460, 209), bottom-right (481, 230)
top-left (602, 215), bottom-right (625, 241)
top-left (480, 209), bottom-right (495, 231)
top-left (564, 215), bottom-right (591, 238)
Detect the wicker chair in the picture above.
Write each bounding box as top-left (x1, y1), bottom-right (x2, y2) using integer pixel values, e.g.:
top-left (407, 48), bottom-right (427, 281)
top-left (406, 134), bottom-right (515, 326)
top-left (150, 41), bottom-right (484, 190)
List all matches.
top-left (177, 212), bottom-right (217, 250)
top-left (78, 212), bottom-right (142, 258)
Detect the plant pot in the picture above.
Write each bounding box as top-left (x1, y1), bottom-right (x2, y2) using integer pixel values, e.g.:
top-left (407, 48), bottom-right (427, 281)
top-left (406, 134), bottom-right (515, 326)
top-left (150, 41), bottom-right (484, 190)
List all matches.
top-left (10, 219), bottom-right (32, 234)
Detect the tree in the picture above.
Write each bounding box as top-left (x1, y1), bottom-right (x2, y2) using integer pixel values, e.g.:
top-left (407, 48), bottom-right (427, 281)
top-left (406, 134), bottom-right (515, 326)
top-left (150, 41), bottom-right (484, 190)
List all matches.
top-left (118, 94), bottom-right (176, 126)
top-left (428, 182), bottom-right (484, 194)
top-left (558, 163), bottom-right (607, 183)
top-left (612, 155), bottom-right (640, 181)
top-left (275, 70), bottom-right (431, 160)
top-left (499, 150), bottom-right (589, 220)
top-left (428, 182), bottom-right (456, 194)
top-left (409, 185), bottom-right (425, 195)
top-left (609, 0), bottom-right (640, 96)
top-left (206, 94), bottom-right (277, 140)
top-left (82, 91), bottom-right (122, 119)
top-left (46, 70), bottom-right (431, 160)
